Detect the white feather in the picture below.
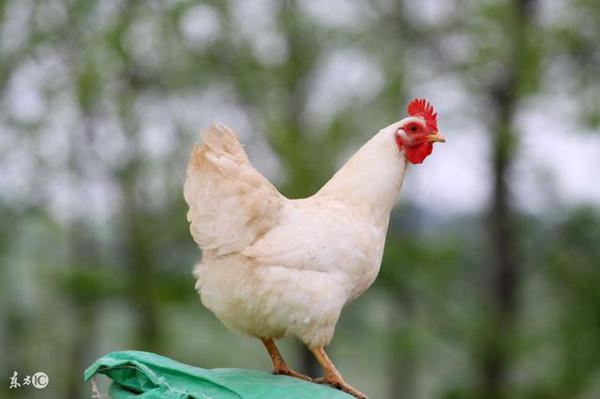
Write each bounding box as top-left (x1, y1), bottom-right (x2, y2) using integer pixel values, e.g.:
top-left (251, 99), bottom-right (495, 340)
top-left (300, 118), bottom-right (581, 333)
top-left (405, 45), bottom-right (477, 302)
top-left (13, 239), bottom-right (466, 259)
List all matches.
top-left (185, 122), bottom-right (409, 348)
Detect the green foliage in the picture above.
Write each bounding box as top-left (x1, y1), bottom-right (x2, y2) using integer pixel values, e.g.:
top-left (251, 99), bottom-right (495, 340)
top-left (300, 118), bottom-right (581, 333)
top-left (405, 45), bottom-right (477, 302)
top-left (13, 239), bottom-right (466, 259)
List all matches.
top-left (0, 1), bottom-right (599, 399)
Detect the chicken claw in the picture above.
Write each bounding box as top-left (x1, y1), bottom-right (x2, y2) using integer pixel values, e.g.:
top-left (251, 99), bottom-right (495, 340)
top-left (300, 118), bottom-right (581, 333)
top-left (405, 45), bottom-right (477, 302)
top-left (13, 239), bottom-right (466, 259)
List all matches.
top-left (315, 376), bottom-right (367, 399)
top-left (273, 365), bottom-right (312, 381)
top-left (261, 338), bottom-right (312, 381)
top-left (311, 347), bottom-right (367, 399)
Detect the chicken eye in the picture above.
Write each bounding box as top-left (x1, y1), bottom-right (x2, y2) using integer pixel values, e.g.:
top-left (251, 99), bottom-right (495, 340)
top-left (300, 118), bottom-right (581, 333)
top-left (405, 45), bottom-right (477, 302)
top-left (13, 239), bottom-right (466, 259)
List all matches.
top-left (408, 125), bottom-right (418, 132)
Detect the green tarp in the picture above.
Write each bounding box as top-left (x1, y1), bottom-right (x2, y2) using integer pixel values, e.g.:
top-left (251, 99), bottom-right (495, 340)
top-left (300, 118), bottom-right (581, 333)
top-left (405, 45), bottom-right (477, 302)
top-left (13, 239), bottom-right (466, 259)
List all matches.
top-left (84, 350), bottom-right (353, 398)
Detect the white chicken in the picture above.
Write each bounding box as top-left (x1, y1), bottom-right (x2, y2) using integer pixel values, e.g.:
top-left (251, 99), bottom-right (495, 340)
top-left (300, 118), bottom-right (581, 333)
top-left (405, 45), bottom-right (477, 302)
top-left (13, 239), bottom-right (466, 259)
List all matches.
top-left (184, 99), bottom-right (444, 398)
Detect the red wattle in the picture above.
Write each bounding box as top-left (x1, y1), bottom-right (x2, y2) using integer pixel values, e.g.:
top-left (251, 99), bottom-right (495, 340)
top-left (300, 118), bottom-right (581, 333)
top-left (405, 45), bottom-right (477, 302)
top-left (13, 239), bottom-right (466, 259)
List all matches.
top-left (405, 142), bottom-right (433, 164)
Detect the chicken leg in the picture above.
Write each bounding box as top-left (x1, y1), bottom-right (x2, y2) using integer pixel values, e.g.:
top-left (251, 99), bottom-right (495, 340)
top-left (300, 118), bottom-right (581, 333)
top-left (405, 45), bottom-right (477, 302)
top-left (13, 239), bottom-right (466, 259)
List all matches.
top-left (311, 347), bottom-right (367, 399)
top-left (261, 338), bottom-right (312, 381)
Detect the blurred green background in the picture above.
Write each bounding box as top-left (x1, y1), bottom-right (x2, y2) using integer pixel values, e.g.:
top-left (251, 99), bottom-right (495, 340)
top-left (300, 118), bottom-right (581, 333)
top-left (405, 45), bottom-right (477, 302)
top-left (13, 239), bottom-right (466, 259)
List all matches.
top-left (1, 0), bottom-right (599, 398)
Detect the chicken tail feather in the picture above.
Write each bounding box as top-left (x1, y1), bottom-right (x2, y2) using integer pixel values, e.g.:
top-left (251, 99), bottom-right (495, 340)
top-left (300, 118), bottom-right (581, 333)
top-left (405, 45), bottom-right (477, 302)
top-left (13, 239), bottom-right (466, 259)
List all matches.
top-left (184, 124), bottom-right (284, 256)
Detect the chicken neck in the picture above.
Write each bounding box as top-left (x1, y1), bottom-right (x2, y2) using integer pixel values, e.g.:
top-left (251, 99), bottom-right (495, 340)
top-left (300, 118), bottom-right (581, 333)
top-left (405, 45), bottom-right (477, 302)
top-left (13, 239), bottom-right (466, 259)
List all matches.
top-left (315, 128), bottom-right (408, 228)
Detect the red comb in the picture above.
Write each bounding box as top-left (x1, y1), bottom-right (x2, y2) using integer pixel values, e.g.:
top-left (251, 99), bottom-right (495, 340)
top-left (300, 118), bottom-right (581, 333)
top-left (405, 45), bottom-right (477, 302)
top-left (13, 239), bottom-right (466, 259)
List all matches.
top-left (407, 98), bottom-right (438, 132)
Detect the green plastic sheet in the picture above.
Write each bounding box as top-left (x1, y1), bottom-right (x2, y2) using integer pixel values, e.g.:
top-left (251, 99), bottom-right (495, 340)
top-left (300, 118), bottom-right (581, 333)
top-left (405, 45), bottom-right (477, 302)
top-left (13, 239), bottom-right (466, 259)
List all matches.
top-left (84, 350), bottom-right (353, 398)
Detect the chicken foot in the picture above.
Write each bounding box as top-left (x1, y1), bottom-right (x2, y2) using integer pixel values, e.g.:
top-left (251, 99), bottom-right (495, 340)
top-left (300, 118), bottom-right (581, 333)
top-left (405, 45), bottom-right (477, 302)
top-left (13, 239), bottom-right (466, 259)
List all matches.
top-left (261, 338), bottom-right (312, 381)
top-left (311, 347), bottom-right (367, 399)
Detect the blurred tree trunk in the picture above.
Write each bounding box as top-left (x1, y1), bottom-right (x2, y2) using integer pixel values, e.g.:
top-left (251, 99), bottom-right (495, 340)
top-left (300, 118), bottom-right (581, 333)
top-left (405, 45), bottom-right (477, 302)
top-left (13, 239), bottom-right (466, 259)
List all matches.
top-left (300, 345), bottom-right (321, 379)
top-left (109, 0), bottom-right (160, 351)
top-left (387, 293), bottom-right (416, 399)
top-left (66, 266), bottom-right (96, 399)
top-left (65, 118), bottom-right (99, 399)
top-left (481, 0), bottom-right (537, 397)
top-left (122, 181), bottom-right (161, 351)
top-left (117, 92), bottom-right (161, 352)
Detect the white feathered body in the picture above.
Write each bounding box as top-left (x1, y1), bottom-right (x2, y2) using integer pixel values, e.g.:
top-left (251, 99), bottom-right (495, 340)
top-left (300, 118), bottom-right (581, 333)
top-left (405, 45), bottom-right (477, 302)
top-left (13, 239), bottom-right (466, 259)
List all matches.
top-left (184, 124), bottom-right (407, 348)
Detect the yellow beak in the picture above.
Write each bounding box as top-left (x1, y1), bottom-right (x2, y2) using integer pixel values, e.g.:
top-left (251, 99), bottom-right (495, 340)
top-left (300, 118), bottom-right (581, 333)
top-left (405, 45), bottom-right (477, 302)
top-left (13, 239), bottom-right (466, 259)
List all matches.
top-left (426, 132), bottom-right (446, 143)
